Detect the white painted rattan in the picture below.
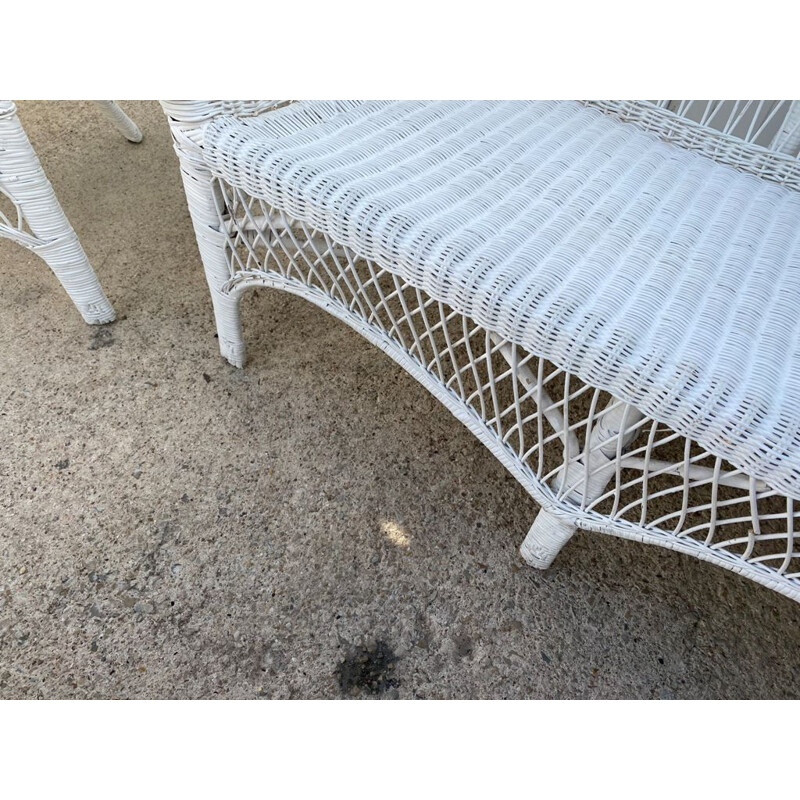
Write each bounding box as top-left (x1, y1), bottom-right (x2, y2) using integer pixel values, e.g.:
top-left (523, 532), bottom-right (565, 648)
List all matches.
top-left (163, 100), bottom-right (800, 602)
top-left (95, 101), bottom-right (143, 144)
top-left (0, 101), bottom-right (140, 324)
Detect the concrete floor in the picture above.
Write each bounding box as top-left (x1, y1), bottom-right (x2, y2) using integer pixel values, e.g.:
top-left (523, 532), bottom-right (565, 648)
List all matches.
top-left (1, 101), bottom-right (798, 700)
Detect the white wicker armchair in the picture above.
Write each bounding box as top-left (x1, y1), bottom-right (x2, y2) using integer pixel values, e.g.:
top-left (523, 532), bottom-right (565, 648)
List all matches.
top-left (0, 101), bottom-right (141, 324)
top-left (163, 99), bottom-right (800, 602)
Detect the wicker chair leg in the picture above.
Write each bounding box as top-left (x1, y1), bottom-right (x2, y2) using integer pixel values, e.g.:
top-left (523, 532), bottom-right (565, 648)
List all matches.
top-left (0, 102), bottom-right (115, 324)
top-left (31, 231), bottom-right (116, 324)
top-left (520, 510), bottom-right (576, 569)
top-left (94, 101), bottom-right (143, 143)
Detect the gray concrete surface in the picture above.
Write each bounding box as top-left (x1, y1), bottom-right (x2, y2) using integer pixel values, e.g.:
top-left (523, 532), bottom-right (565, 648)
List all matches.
top-left (1, 101), bottom-right (798, 699)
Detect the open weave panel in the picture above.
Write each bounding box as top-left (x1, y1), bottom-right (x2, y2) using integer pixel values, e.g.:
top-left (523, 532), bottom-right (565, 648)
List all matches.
top-left (205, 101), bottom-right (800, 500)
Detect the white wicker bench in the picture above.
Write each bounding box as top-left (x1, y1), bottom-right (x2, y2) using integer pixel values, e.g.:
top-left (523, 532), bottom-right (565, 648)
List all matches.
top-left (163, 100), bottom-right (800, 602)
top-left (0, 101), bottom-right (141, 324)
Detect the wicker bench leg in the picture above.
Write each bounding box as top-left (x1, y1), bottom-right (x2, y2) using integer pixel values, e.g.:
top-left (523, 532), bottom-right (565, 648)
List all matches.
top-left (175, 161), bottom-right (245, 367)
top-left (211, 286), bottom-right (245, 368)
top-left (520, 510), bottom-right (576, 569)
top-left (0, 102), bottom-right (115, 324)
top-left (521, 400), bottom-right (646, 569)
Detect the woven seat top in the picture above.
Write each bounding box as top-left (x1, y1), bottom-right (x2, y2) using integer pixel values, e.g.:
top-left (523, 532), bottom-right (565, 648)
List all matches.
top-left (205, 101), bottom-right (800, 499)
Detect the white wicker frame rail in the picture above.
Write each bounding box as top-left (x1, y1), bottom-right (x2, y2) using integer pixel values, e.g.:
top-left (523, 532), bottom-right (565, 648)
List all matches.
top-left (0, 101), bottom-right (141, 324)
top-left (163, 100), bottom-right (800, 603)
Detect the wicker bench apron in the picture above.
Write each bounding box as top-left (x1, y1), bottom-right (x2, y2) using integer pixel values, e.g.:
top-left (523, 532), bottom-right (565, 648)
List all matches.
top-left (163, 100), bottom-right (800, 602)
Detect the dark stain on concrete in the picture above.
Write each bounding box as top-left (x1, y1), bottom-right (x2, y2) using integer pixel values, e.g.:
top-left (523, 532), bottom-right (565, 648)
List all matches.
top-left (336, 640), bottom-right (398, 697)
top-left (88, 328), bottom-right (114, 350)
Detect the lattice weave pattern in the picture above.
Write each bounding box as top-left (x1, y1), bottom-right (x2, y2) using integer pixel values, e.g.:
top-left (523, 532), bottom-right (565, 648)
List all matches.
top-left (213, 190), bottom-right (800, 600)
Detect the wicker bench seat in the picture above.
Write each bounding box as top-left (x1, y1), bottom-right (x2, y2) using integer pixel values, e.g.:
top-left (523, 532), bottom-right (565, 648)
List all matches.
top-left (204, 99), bottom-right (800, 501)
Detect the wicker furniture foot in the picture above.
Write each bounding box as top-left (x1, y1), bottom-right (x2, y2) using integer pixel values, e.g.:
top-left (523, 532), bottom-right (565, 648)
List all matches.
top-left (0, 100), bottom-right (140, 324)
top-left (164, 100), bottom-right (800, 602)
top-left (95, 101), bottom-right (143, 144)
